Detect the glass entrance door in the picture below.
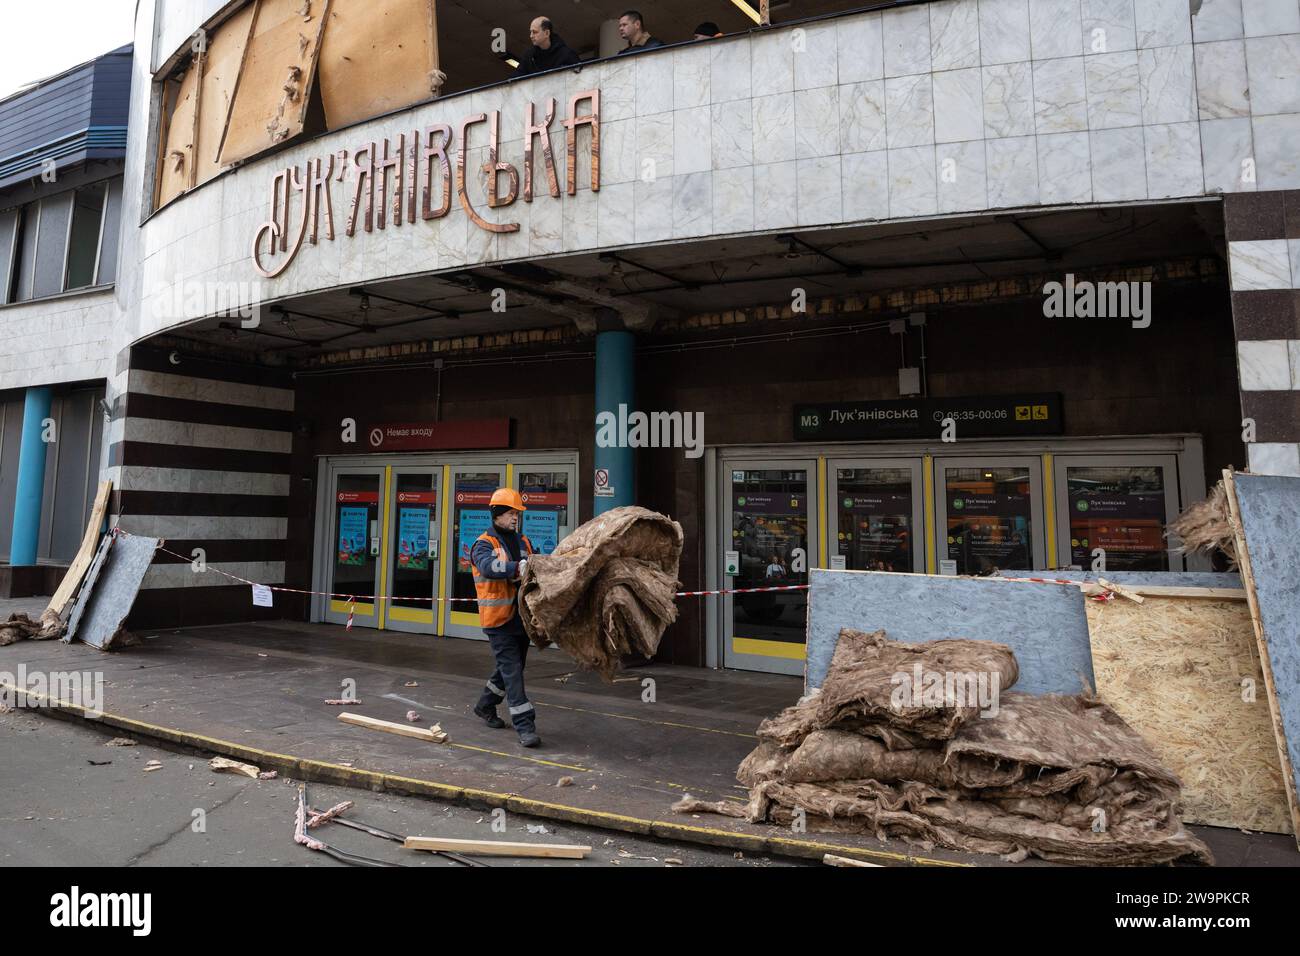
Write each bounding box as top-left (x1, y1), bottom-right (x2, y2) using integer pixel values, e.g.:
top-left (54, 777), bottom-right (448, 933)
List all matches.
top-left (385, 469), bottom-right (442, 632)
top-left (934, 457), bottom-right (1045, 575)
top-left (326, 470), bottom-right (385, 628)
top-left (827, 459), bottom-right (925, 573)
top-left (1052, 455), bottom-right (1182, 571)
top-left (723, 461), bottom-right (816, 676)
top-left (444, 465), bottom-right (507, 640)
top-left (514, 465), bottom-right (576, 555)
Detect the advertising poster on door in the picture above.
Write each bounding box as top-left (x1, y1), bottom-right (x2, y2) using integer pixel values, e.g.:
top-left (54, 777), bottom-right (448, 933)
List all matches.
top-left (397, 506), bottom-right (431, 571)
top-left (1066, 469), bottom-right (1168, 570)
top-left (947, 492), bottom-right (1032, 573)
top-left (839, 494), bottom-right (912, 572)
top-left (522, 510), bottom-right (559, 554)
top-left (337, 506), bottom-right (369, 566)
top-left (457, 509), bottom-right (493, 570)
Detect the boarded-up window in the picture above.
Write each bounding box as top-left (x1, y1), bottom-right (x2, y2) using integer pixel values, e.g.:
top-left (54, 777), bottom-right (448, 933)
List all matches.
top-left (216, 0), bottom-right (330, 166)
top-left (317, 0), bottom-right (440, 130)
top-left (194, 2), bottom-right (256, 184)
top-left (155, 0), bottom-right (444, 209)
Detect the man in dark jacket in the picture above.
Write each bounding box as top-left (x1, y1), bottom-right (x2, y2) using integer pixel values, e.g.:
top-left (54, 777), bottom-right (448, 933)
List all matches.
top-left (616, 10), bottom-right (665, 54)
top-left (513, 17), bottom-right (581, 77)
top-left (470, 488), bottom-right (541, 748)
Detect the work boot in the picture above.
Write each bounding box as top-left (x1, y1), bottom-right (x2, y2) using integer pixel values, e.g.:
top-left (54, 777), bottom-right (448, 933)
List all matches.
top-left (474, 704), bottom-right (506, 729)
top-left (518, 729), bottom-right (542, 748)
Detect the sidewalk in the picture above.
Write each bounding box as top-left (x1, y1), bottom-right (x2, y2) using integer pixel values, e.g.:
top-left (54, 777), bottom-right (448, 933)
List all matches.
top-left (2, 618), bottom-right (1294, 866)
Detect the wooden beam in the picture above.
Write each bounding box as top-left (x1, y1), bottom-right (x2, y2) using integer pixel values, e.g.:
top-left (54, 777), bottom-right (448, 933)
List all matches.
top-left (823, 853), bottom-right (882, 868)
top-left (1096, 577), bottom-right (1145, 604)
top-left (1079, 584), bottom-right (1248, 601)
top-left (337, 711), bottom-right (448, 742)
top-left (46, 480), bottom-right (112, 619)
top-left (404, 836), bottom-right (590, 859)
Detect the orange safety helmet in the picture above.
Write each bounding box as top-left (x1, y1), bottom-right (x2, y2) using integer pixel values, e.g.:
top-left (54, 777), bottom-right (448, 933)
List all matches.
top-left (488, 487), bottom-right (527, 511)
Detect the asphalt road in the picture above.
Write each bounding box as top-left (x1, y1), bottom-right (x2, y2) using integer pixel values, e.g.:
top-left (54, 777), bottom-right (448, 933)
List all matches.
top-left (0, 705), bottom-right (801, 868)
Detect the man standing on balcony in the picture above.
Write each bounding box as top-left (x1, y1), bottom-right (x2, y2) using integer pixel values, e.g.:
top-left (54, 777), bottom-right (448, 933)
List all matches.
top-left (616, 10), bottom-right (665, 54)
top-left (514, 16), bottom-right (581, 77)
top-left (470, 488), bottom-right (541, 748)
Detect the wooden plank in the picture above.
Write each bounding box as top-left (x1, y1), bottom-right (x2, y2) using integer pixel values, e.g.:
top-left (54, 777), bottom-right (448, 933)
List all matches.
top-left (823, 853), bottom-right (882, 867)
top-left (1085, 592), bottom-right (1292, 833)
top-left (1080, 584), bottom-right (1247, 601)
top-left (336, 711), bottom-right (447, 743)
top-left (1224, 469), bottom-right (1300, 848)
top-left (1096, 577), bottom-right (1145, 604)
top-left (403, 836), bottom-right (590, 859)
top-left (215, 0), bottom-right (263, 164)
top-left (156, 64), bottom-right (200, 206)
top-left (46, 480), bottom-right (112, 619)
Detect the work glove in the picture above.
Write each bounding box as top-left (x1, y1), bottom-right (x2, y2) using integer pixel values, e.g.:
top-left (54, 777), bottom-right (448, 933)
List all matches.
top-left (517, 559), bottom-right (529, 580)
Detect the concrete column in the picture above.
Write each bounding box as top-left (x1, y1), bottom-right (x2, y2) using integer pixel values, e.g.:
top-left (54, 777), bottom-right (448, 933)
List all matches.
top-left (594, 330), bottom-right (635, 514)
top-left (10, 386), bottom-right (53, 566)
top-left (598, 19), bottom-right (623, 57)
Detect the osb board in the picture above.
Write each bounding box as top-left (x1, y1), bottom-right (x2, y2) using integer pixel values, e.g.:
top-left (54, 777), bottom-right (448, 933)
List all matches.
top-left (318, 0), bottom-right (437, 130)
top-left (195, 2), bottom-right (256, 184)
top-left (219, 0), bottom-right (328, 165)
top-left (157, 65), bottom-right (200, 206)
top-left (1086, 595), bottom-right (1292, 834)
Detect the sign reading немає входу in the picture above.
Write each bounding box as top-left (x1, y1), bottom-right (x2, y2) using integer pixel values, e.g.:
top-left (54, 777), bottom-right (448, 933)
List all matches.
top-left (794, 394), bottom-right (1063, 441)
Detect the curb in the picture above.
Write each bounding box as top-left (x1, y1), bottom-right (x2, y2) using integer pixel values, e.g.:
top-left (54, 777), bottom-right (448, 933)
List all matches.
top-left (3, 681), bottom-right (970, 867)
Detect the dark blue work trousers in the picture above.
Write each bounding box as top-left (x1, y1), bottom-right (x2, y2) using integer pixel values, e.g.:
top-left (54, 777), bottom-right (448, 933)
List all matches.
top-left (475, 624), bottom-right (535, 732)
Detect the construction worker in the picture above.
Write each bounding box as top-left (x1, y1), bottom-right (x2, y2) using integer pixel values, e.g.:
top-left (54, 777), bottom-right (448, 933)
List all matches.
top-left (470, 488), bottom-right (541, 747)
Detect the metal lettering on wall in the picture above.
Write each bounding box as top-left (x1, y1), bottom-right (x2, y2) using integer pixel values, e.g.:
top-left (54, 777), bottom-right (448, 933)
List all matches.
top-left (251, 90), bottom-right (601, 278)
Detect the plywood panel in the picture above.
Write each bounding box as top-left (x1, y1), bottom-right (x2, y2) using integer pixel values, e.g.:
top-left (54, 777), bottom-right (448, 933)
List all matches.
top-left (1086, 595), bottom-right (1292, 833)
top-left (318, 0), bottom-right (439, 131)
top-left (195, 2), bottom-right (256, 184)
top-left (157, 67), bottom-right (199, 206)
top-left (219, 0), bottom-right (329, 166)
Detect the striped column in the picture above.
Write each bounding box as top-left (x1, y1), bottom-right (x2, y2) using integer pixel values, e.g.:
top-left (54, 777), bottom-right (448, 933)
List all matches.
top-left (106, 347), bottom-right (293, 627)
top-left (1226, 191), bottom-right (1300, 477)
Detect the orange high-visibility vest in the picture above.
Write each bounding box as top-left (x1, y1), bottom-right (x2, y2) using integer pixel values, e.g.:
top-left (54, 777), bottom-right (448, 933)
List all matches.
top-left (472, 532), bottom-right (535, 628)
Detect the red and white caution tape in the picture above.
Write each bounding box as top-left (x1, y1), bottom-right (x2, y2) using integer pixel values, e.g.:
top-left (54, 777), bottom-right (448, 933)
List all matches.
top-left (111, 527), bottom-right (811, 604)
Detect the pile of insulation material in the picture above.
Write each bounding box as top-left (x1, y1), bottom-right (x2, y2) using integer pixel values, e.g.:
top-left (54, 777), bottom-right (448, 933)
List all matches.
top-left (0, 612), bottom-right (62, 646)
top-left (675, 628), bottom-right (1213, 865)
top-left (519, 506), bottom-right (682, 681)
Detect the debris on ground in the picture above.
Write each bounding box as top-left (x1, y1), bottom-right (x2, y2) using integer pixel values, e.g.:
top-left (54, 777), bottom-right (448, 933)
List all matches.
top-left (404, 681), bottom-right (419, 687)
top-left (526, 824), bottom-right (549, 835)
top-left (258, 770), bottom-right (278, 780)
top-left (823, 853), bottom-right (881, 867)
top-left (519, 506), bottom-right (683, 681)
top-left (87, 759), bottom-right (112, 766)
top-left (209, 756), bottom-right (260, 778)
top-left (405, 710), bottom-right (421, 723)
top-left (323, 698), bottom-right (363, 705)
top-left (0, 611), bottom-right (62, 646)
top-left (556, 775), bottom-right (574, 787)
top-left (143, 760), bottom-right (163, 772)
top-left (665, 857), bottom-right (683, 865)
top-left (306, 800), bottom-right (354, 828)
top-left (337, 712), bottom-right (447, 743)
top-left (674, 628), bottom-right (1213, 866)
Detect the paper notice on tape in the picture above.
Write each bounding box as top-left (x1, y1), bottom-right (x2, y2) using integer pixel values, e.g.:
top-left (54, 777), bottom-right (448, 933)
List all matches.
top-left (252, 584), bottom-right (274, 607)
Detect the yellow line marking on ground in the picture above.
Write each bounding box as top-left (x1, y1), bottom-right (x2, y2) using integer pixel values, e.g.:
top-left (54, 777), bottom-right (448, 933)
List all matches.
top-left (537, 700), bottom-right (757, 738)
top-left (444, 741), bottom-right (590, 772)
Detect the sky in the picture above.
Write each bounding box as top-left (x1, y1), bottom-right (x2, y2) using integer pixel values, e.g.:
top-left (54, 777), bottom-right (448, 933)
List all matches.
top-left (0, 0), bottom-right (137, 100)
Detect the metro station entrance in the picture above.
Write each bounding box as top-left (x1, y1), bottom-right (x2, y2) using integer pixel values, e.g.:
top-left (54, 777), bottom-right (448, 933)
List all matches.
top-left (708, 436), bottom-right (1208, 675)
top-left (314, 452), bottom-right (578, 638)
